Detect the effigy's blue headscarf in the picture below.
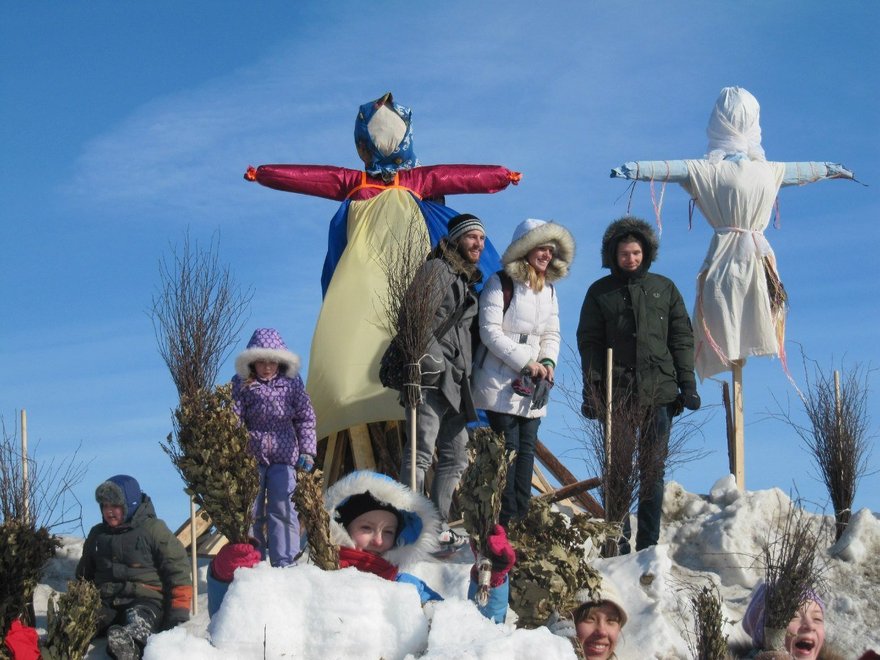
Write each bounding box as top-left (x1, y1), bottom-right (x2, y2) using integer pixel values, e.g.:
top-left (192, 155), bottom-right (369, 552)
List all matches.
top-left (354, 92), bottom-right (419, 180)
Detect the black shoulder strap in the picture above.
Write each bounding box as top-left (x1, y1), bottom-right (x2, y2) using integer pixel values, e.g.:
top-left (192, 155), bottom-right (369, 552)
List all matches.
top-left (497, 270), bottom-right (514, 314)
top-left (433, 279), bottom-right (468, 340)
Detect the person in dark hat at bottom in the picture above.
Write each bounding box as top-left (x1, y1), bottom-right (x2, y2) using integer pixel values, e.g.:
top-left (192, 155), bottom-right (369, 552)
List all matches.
top-left (76, 475), bottom-right (191, 660)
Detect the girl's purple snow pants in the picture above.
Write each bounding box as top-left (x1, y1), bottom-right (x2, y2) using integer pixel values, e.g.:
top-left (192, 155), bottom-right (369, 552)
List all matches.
top-left (251, 463), bottom-right (299, 567)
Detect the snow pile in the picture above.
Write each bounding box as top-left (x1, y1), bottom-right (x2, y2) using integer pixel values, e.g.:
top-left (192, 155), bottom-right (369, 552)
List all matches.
top-left (35, 477), bottom-right (880, 658)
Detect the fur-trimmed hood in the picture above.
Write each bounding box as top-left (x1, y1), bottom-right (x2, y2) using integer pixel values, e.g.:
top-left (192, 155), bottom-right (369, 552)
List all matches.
top-left (234, 328), bottom-right (300, 379)
top-left (502, 218), bottom-right (574, 284)
top-left (600, 216), bottom-right (658, 276)
top-left (95, 474), bottom-right (142, 522)
top-left (325, 471), bottom-right (441, 569)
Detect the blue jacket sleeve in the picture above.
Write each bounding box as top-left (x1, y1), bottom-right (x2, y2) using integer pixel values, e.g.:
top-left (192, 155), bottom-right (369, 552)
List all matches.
top-left (467, 575), bottom-right (509, 623)
top-left (396, 572), bottom-right (443, 604)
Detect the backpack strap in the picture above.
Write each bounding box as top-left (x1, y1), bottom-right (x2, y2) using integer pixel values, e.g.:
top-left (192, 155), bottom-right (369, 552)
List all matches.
top-left (497, 270), bottom-right (514, 314)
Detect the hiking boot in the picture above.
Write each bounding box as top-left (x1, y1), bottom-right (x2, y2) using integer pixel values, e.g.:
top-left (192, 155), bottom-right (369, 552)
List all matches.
top-left (436, 528), bottom-right (468, 553)
top-left (107, 625), bottom-right (140, 660)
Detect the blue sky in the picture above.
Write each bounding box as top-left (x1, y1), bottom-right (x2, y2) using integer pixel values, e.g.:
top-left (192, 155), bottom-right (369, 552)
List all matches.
top-left (3, 2), bottom-right (878, 535)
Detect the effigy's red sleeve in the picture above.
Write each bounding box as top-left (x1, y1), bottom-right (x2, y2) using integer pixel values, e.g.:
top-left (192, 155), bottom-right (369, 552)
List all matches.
top-left (403, 165), bottom-right (519, 197)
top-left (248, 164), bottom-right (363, 201)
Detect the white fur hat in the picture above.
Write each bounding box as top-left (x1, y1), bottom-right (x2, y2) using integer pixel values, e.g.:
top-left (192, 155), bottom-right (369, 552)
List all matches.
top-left (501, 218), bottom-right (575, 282)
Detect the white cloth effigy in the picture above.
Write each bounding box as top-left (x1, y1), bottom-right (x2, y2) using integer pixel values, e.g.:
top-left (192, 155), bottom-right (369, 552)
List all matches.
top-left (683, 158), bottom-right (786, 379)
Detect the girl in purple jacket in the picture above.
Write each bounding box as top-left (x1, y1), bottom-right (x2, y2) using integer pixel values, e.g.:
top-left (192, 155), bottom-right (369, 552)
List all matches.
top-left (232, 328), bottom-right (317, 567)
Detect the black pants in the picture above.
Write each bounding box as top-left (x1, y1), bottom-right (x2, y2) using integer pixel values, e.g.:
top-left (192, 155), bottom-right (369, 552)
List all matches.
top-left (97, 598), bottom-right (162, 640)
top-left (618, 403), bottom-right (673, 553)
top-left (486, 411), bottom-right (541, 526)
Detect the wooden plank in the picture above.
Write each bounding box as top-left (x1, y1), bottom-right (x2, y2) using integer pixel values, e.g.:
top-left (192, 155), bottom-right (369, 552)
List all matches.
top-left (197, 532), bottom-right (229, 557)
top-left (539, 478), bottom-right (602, 505)
top-left (322, 432), bottom-right (341, 489)
top-left (349, 424), bottom-right (377, 471)
top-left (531, 462), bottom-right (555, 496)
top-left (175, 508), bottom-right (212, 549)
top-left (368, 421), bottom-right (398, 479)
top-left (535, 440), bottom-right (605, 518)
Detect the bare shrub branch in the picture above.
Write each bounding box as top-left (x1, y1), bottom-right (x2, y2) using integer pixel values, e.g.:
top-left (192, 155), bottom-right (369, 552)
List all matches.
top-left (374, 214), bottom-right (445, 408)
top-left (555, 344), bottom-right (712, 556)
top-left (152, 233), bottom-right (256, 543)
top-left (760, 496), bottom-right (830, 647)
top-left (150, 232), bottom-right (253, 398)
top-left (1, 416), bottom-right (87, 634)
top-left (767, 354), bottom-right (874, 541)
top-left (0, 418), bottom-right (88, 532)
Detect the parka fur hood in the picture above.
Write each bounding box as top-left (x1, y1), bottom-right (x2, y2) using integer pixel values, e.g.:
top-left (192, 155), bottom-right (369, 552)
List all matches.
top-left (234, 328), bottom-right (301, 379)
top-left (325, 471), bottom-right (441, 569)
top-left (502, 219), bottom-right (575, 284)
top-left (600, 216), bottom-right (658, 275)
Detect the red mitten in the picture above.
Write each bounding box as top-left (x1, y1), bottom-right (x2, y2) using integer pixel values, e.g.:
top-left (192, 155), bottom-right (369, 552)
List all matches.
top-left (4, 620), bottom-right (40, 660)
top-left (210, 542), bottom-right (262, 583)
top-left (470, 524), bottom-right (516, 587)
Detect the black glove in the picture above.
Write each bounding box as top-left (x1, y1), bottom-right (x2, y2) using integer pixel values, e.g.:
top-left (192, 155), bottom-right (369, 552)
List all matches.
top-left (581, 385), bottom-right (603, 419)
top-left (677, 385), bottom-right (701, 414)
top-left (531, 378), bottom-right (553, 410)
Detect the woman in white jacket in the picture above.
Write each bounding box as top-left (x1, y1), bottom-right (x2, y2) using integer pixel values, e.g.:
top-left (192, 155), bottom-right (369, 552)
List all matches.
top-left (472, 218), bottom-right (575, 525)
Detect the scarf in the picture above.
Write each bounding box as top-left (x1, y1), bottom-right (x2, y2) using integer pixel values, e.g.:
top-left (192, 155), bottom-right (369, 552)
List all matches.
top-left (338, 546), bottom-right (399, 581)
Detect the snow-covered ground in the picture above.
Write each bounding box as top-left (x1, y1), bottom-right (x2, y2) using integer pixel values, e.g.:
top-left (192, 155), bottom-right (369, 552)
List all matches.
top-left (34, 476), bottom-right (880, 659)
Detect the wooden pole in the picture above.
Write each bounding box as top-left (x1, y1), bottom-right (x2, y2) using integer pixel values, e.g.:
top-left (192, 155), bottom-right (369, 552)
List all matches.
top-left (604, 348), bottom-right (613, 480)
top-left (189, 492), bottom-right (198, 616)
top-left (21, 409), bottom-right (30, 525)
top-left (722, 382), bottom-right (735, 475)
top-left (409, 407), bottom-right (417, 491)
top-left (731, 361), bottom-right (745, 490)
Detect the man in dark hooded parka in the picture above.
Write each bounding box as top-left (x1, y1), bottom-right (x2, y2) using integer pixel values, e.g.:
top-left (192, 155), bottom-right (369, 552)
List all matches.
top-left (577, 216), bottom-right (700, 553)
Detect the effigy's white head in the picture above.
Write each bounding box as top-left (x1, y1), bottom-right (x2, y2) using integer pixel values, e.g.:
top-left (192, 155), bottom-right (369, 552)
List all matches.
top-left (706, 86), bottom-right (766, 163)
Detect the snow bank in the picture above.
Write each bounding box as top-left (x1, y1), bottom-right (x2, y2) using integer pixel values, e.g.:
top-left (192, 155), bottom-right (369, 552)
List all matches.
top-left (34, 479), bottom-right (880, 659)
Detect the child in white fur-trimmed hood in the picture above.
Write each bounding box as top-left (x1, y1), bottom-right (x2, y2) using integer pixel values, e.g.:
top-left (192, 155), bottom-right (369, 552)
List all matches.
top-left (325, 471), bottom-right (515, 623)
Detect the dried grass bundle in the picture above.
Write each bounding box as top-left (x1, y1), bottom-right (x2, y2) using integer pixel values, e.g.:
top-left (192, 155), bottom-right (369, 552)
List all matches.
top-left (291, 469), bottom-right (338, 571)
top-left (684, 583), bottom-right (729, 660)
top-left (507, 498), bottom-right (618, 628)
top-left (163, 384), bottom-right (259, 543)
top-left (41, 578), bottom-right (100, 660)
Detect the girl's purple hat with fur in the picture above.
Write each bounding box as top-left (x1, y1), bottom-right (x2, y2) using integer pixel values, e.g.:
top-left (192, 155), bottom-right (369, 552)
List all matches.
top-left (742, 582), bottom-right (825, 646)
